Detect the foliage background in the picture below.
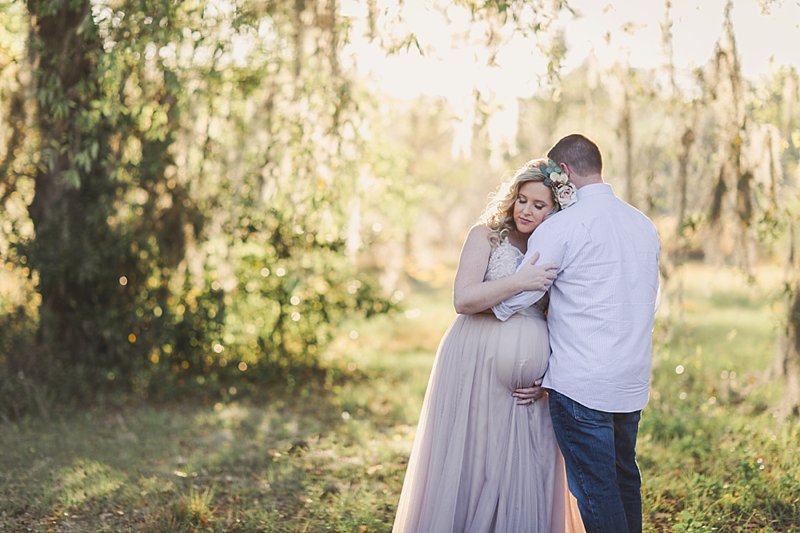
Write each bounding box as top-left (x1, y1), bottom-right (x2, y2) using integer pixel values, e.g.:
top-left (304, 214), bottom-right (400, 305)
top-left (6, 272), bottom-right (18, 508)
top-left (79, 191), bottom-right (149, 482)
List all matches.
top-left (0, 0), bottom-right (799, 530)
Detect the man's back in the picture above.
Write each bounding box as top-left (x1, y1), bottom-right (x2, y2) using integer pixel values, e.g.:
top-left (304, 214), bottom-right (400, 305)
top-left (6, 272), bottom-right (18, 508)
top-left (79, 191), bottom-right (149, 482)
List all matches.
top-left (538, 183), bottom-right (660, 412)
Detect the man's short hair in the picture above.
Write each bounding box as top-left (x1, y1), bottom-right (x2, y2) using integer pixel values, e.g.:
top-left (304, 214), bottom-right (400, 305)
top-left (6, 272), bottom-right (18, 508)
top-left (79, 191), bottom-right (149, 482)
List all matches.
top-left (547, 134), bottom-right (602, 176)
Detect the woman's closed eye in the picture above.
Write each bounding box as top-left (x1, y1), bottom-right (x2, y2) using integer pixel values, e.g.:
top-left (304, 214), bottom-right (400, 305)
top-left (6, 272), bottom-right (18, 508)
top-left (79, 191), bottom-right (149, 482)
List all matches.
top-left (519, 198), bottom-right (548, 210)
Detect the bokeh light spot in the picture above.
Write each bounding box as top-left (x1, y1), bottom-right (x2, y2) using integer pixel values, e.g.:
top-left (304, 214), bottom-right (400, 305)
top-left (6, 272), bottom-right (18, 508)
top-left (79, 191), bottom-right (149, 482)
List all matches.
top-left (347, 280), bottom-right (362, 294)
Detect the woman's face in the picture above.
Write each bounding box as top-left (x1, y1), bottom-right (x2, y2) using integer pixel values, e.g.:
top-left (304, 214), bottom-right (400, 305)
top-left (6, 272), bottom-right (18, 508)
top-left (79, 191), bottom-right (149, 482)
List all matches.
top-left (512, 181), bottom-right (556, 235)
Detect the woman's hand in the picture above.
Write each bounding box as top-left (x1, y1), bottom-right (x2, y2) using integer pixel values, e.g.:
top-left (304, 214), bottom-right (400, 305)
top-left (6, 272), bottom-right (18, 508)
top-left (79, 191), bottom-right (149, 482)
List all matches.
top-left (514, 251), bottom-right (558, 292)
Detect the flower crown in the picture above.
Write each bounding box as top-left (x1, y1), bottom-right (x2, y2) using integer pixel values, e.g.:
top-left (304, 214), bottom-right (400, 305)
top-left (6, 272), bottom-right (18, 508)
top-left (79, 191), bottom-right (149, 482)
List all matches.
top-left (542, 159), bottom-right (577, 209)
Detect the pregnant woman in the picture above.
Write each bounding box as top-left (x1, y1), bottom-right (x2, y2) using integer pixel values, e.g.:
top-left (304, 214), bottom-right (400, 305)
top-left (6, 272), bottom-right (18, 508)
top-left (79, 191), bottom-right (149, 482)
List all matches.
top-left (392, 159), bottom-right (584, 533)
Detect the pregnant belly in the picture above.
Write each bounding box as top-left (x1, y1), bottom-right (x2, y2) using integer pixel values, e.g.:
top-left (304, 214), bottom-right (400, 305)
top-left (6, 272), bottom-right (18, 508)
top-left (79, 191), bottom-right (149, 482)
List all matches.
top-left (491, 314), bottom-right (551, 391)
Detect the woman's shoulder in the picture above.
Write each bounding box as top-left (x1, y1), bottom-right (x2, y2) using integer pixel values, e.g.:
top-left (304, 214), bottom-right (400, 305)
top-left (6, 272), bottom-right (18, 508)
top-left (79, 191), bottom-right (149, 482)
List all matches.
top-left (470, 223), bottom-right (508, 246)
top-left (467, 223), bottom-right (491, 237)
top-left (462, 224), bottom-right (497, 253)
top-left (465, 223), bottom-right (494, 243)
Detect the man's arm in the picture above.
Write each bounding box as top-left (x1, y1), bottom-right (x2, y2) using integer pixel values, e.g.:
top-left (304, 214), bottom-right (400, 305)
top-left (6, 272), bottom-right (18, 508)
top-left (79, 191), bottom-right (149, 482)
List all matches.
top-left (492, 221), bottom-right (566, 321)
top-left (492, 285), bottom-right (546, 321)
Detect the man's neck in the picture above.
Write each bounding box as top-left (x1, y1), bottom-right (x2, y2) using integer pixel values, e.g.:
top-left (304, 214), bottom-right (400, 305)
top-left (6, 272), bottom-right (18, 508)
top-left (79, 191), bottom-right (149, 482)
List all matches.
top-left (572, 174), bottom-right (603, 189)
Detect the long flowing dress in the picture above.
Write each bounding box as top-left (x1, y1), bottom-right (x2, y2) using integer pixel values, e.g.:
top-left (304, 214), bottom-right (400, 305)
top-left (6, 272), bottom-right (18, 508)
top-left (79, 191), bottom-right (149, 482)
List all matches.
top-left (393, 238), bottom-right (584, 533)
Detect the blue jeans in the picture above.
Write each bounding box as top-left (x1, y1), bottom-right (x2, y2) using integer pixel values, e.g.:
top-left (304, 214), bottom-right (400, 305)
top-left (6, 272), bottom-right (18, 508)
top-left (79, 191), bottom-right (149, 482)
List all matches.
top-left (547, 389), bottom-right (642, 533)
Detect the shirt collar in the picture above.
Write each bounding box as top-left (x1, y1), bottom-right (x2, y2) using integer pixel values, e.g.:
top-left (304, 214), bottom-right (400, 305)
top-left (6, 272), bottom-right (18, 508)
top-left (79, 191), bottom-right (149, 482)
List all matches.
top-left (576, 182), bottom-right (613, 201)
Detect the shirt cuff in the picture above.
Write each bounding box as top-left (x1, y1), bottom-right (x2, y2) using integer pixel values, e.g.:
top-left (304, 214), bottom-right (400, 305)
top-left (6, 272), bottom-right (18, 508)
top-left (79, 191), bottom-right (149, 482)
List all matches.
top-left (492, 302), bottom-right (513, 322)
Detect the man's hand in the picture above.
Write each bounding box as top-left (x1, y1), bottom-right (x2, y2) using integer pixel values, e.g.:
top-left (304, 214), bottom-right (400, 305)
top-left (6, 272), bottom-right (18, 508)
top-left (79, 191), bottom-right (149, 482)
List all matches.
top-left (512, 378), bottom-right (546, 405)
top-left (515, 251), bottom-right (558, 292)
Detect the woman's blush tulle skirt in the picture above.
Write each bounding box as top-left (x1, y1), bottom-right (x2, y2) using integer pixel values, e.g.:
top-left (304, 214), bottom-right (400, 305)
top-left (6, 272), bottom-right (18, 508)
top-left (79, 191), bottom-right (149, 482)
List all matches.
top-left (392, 311), bottom-right (584, 533)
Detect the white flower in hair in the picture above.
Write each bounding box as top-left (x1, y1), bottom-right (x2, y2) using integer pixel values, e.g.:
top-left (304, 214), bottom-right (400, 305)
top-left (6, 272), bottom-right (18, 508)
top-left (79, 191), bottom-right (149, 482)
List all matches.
top-left (556, 182), bottom-right (577, 208)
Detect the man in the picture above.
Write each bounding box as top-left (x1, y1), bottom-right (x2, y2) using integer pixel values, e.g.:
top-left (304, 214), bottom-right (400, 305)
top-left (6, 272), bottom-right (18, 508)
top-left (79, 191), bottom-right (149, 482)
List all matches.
top-left (494, 134), bottom-right (660, 532)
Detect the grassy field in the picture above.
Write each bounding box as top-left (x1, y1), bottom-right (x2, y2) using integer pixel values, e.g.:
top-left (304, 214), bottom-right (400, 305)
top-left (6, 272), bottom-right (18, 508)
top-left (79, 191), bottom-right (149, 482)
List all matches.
top-left (1, 263), bottom-right (799, 532)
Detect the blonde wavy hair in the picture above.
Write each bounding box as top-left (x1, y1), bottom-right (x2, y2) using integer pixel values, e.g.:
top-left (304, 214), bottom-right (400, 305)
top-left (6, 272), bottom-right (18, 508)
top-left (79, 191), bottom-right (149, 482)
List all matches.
top-left (480, 158), bottom-right (559, 246)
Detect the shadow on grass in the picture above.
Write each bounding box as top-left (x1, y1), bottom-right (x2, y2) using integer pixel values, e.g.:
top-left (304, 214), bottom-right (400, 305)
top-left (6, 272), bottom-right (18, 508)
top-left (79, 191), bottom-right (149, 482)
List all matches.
top-left (0, 363), bottom-right (406, 531)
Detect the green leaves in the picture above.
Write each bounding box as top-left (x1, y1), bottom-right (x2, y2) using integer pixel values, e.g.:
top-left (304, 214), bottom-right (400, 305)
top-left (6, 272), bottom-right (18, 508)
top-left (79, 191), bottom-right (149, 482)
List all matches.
top-left (62, 168), bottom-right (80, 188)
top-left (5, 0), bottom-right (400, 398)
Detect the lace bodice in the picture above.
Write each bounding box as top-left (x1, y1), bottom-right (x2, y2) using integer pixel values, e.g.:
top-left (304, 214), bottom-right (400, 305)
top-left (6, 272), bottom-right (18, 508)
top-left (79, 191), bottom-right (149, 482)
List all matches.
top-left (484, 238), bottom-right (524, 282)
top-left (484, 237), bottom-right (548, 315)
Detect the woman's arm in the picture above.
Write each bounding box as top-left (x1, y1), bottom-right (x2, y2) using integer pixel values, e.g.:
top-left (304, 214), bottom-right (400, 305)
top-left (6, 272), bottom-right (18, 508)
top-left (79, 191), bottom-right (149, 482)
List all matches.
top-left (453, 225), bottom-right (557, 315)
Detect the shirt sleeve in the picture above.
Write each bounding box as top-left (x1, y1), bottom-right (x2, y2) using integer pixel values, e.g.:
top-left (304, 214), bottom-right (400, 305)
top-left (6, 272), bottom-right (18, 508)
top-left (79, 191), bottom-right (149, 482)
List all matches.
top-left (492, 220), bottom-right (568, 321)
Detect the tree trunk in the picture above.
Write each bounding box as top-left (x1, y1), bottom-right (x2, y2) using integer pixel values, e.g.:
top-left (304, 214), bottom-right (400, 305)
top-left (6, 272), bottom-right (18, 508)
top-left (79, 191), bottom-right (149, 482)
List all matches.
top-left (771, 219), bottom-right (800, 419)
top-left (777, 279), bottom-right (800, 419)
top-left (735, 167), bottom-right (754, 271)
top-left (617, 81), bottom-right (634, 206)
top-left (676, 127), bottom-right (694, 235)
top-left (787, 285), bottom-right (800, 414)
top-left (25, 1), bottom-right (127, 391)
